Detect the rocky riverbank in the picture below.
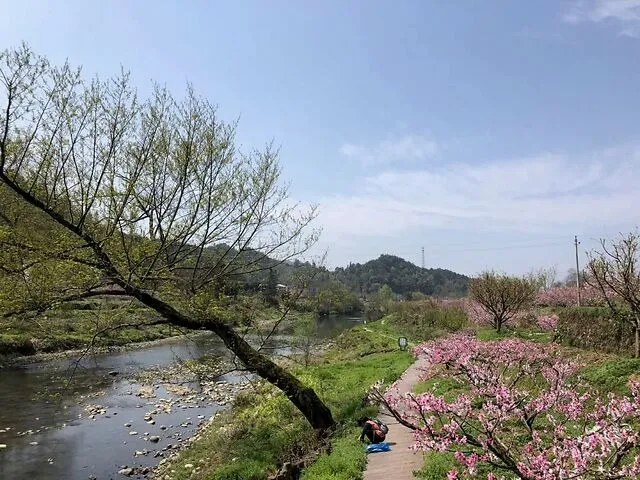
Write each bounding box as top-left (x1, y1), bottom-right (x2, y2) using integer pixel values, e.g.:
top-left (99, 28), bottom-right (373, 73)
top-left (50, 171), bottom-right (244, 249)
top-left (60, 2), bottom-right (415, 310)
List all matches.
top-left (0, 331), bottom-right (210, 367)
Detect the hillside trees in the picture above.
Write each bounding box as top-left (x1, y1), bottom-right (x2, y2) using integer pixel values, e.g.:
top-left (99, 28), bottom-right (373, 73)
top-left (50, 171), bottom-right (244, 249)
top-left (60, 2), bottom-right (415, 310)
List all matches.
top-left (0, 44), bottom-right (334, 428)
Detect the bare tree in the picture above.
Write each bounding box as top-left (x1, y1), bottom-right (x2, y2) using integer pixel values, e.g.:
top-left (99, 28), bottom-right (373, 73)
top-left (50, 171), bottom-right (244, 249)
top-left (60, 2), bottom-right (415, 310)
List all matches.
top-left (527, 266), bottom-right (557, 291)
top-left (469, 271), bottom-right (537, 333)
top-left (0, 44), bottom-right (334, 428)
top-left (586, 231), bottom-right (640, 358)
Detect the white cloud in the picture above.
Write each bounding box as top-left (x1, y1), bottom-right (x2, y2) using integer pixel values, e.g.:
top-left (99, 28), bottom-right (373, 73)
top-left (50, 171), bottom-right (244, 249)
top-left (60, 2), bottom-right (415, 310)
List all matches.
top-left (317, 143), bottom-right (640, 244)
top-left (339, 134), bottom-right (438, 166)
top-left (563, 0), bottom-right (640, 37)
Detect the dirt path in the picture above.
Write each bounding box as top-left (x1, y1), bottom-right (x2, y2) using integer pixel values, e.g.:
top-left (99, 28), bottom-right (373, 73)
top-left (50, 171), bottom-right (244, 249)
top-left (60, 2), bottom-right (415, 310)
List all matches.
top-left (363, 357), bottom-right (427, 480)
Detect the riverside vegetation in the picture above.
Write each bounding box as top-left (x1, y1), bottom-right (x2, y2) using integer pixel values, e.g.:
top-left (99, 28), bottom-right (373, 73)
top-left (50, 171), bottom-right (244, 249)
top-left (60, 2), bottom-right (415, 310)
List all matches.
top-left (3, 44), bottom-right (640, 480)
top-left (152, 234), bottom-right (640, 480)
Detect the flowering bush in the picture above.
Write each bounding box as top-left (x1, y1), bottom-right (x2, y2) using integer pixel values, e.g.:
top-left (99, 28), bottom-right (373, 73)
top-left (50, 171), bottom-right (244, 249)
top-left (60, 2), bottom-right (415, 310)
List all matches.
top-left (386, 334), bottom-right (640, 479)
top-left (536, 313), bottom-right (558, 331)
top-left (534, 285), bottom-right (605, 308)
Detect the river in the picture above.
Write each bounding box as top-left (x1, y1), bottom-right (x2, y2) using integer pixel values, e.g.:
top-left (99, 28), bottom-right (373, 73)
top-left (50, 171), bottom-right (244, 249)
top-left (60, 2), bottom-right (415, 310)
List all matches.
top-left (0, 314), bottom-right (361, 480)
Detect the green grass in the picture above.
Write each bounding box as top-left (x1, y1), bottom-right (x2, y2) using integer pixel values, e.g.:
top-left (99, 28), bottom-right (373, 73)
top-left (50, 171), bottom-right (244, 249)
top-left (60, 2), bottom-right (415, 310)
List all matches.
top-left (0, 304), bottom-right (185, 356)
top-left (475, 326), bottom-right (553, 343)
top-left (300, 430), bottom-right (367, 480)
top-left (413, 376), bottom-right (467, 401)
top-left (155, 320), bottom-right (413, 480)
top-left (578, 357), bottom-right (640, 395)
top-left (415, 452), bottom-right (459, 479)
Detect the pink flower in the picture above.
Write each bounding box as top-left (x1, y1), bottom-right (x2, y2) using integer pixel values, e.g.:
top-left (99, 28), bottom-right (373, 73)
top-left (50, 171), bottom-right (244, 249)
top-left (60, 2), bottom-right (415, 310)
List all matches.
top-left (399, 334), bottom-right (640, 479)
top-left (537, 314), bottom-right (558, 331)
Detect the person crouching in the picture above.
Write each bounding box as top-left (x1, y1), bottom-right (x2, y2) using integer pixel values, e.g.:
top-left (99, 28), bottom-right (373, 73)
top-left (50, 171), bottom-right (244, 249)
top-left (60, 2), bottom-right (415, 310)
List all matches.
top-left (358, 417), bottom-right (387, 444)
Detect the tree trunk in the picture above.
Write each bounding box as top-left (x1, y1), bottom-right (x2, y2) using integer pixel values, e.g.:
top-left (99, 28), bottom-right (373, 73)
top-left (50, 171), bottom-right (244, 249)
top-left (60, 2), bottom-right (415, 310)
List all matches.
top-left (118, 280), bottom-right (335, 430)
top-left (635, 315), bottom-right (640, 359)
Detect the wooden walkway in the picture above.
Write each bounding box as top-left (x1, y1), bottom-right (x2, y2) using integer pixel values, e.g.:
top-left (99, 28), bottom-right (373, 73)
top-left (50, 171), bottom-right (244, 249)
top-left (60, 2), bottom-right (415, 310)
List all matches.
top-left (363, 358), bottom-right (428, 480)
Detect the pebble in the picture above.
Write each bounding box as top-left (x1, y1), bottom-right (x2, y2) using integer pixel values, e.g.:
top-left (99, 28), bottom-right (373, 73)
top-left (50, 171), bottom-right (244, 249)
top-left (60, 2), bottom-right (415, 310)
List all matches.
top-left (124, 423), bottom-right (132, 427)
top-left (185, 464), bottom-right (194, 469)
top-left (149, 436), bottom-right (160, 443)
top-left (118, 467), bottom-right (133, 476)
top-left (128, 431), bottom-right (138, 436)
top-left (0, 444), bottom-right (6, 449)
top-left (160, 425), bottom-right (167, 430)
top-left (29, 441), bottom-right (38, 446)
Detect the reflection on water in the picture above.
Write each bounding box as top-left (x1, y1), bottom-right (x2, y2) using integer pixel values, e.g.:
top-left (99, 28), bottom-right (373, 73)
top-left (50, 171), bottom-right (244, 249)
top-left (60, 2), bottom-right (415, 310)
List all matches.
top-left (0, 315), bottom-right (360, 480)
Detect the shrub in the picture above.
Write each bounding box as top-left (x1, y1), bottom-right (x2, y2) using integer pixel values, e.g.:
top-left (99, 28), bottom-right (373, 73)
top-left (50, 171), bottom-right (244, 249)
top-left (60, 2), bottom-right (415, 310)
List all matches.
top-left (557, 307), bottom-right (634, 355)
top-left (537, 313), bottom-right (559, 331)
top-left (0, 335), bottom-right (36, 356)
top-left (391, 300), bottom-right (468, 341)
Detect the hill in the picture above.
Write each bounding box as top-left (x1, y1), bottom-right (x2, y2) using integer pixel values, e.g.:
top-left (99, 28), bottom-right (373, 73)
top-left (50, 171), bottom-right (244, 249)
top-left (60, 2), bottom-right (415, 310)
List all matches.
top-left (332, 254), bottom-right (468, 298)
top-left (175, 246), bottom-right (468, 299)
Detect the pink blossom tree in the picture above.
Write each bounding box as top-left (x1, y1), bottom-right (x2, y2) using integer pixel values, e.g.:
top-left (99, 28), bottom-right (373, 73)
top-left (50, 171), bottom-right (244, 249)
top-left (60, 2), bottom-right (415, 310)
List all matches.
top-left (384, 334), bottom-right (640, 479)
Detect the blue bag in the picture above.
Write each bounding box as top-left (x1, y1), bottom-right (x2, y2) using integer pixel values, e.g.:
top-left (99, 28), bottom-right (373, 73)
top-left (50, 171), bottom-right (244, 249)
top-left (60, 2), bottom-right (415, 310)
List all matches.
top-left (366, 442), bottom-right (391, 453)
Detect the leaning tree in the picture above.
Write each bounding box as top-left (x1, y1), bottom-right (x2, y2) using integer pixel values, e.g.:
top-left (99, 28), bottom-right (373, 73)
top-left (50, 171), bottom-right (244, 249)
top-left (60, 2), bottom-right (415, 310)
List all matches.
top-left (0, 44), bottom-right (334, 428)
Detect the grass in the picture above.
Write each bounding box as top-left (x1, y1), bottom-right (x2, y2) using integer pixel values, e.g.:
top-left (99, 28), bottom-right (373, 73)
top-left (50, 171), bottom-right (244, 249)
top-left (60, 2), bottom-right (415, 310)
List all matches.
top-left (578, 357), bottom-right (640, 395)
top-left (475, 326), bottom-right (553, 343)
top-left (154, 320), bottom-right (413, 480)
top-left (413, 375), bottom-right (467, 401)
top-left (0, 300), bottom-right (188, 356)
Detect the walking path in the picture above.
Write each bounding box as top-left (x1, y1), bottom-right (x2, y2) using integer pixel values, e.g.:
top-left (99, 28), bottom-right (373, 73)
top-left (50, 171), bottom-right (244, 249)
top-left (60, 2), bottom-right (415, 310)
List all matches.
top-left (363, 357), bottom-right (428, 480)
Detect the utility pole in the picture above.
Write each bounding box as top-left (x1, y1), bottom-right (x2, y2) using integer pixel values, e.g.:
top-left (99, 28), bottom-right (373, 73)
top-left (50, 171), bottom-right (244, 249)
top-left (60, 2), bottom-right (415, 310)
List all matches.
top-left (421, 246), bottom-right (425, 268)
top-left (574, 235), bottom-right (581, 307)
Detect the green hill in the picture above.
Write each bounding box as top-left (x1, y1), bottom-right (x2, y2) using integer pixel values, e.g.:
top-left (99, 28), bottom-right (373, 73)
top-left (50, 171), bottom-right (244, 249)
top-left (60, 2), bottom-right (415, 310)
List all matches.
top-left (332, 254), bottom-right (468, 298)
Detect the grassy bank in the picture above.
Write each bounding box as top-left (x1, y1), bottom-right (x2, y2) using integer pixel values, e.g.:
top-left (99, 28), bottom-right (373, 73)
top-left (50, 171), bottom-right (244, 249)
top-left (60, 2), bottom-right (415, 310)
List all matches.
top-left (152, 319), bottom-right (413, 480)
top-left (0, 303), bottom-right (182, 356)
top-left (0, 295), bottom-right (312, 358)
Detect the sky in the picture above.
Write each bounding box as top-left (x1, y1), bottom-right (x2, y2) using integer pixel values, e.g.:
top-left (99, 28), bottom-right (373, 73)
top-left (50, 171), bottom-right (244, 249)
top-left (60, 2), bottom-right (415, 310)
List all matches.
top-left (1, 0), bottom-right (640, 277)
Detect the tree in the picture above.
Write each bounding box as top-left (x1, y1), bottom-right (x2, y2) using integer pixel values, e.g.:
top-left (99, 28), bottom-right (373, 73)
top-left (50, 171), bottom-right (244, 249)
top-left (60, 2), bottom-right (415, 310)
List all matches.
top-left (0, 45), bottom-right (334, 429)
top-left (527, 266), bottom-right (557, 291)
top-left (383, 334), bottom-right (640, 479)
top-left (264, 268), bottom-right (279, 306)
top-left (586, 231), bottom-right (640, 358)
top-left (469, 271), bottom-right (537, 333)
top-left (564, 268), bottom-right (578, 287)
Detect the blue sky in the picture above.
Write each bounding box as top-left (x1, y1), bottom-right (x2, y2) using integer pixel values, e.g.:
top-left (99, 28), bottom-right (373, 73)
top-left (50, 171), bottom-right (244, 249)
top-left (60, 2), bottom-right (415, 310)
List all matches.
top-left (2, 0), bottom-right (640, 277)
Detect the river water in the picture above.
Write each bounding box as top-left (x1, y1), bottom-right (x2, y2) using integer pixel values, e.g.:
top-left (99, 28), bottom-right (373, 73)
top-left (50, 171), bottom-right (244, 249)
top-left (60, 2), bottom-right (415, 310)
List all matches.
top-left (0, 315), bottom-right (361, 480)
